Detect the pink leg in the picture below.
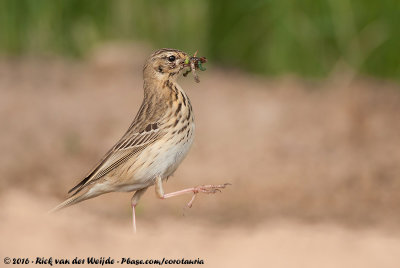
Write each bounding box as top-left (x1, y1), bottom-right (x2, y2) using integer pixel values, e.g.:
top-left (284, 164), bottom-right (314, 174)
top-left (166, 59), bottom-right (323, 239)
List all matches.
top-left (132, 204), bottom-right (137, 234)
top-left (130, 188), bottom-right (148, 233)
top-left (155, 177), bottom-right (230, 208)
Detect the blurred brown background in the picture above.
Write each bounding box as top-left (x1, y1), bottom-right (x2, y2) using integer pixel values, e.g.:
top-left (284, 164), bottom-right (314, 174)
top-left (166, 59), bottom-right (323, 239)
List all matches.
top-left (1, 1), bottom-right (400, 267)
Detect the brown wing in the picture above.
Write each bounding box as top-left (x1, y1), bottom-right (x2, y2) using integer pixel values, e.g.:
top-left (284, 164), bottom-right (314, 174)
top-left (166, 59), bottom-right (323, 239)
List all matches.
top-left (68, 122), bottom-right (163, 196)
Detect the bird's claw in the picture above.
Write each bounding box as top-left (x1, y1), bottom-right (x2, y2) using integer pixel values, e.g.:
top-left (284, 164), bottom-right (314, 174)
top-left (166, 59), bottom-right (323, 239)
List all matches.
top-left (195, 183), bottom-right (230, 194)
top-left (185, 183), bottom-right (231, 208)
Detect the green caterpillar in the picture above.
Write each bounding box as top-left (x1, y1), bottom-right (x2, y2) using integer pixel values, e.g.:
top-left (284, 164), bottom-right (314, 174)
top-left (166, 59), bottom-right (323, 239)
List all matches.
top-left (197, 61), bottom-right (206, 71)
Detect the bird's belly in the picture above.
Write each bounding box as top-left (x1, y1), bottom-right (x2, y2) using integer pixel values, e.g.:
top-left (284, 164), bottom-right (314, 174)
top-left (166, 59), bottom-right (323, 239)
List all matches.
top-left (128, 126), bottom-right (195, 187)
top-left (160, 133), bottom-right (194, 177)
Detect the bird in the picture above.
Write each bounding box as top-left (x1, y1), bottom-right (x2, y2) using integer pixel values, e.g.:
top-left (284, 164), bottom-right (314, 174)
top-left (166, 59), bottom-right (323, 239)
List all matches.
top-left (50, 48), bottom-right (229, 232)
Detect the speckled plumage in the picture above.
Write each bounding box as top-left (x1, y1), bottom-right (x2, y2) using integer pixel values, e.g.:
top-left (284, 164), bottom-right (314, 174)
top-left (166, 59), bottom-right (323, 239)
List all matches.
top-left (50, 48), bottom-right (229, 232)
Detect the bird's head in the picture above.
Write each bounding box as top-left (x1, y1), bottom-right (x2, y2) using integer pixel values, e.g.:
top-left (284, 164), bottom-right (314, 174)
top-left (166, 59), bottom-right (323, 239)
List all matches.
top-left (143, 48), bottom-right (189, 83)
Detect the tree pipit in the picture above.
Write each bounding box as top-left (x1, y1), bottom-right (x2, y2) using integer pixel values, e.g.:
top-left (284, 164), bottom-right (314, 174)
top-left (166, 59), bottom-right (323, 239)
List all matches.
top-left (50, 48), bottom-right (230, 232)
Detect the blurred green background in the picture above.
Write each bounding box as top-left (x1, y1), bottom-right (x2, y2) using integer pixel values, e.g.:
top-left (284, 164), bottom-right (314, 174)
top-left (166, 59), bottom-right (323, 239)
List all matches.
top-left (0, 0), bottom-right (398, 79)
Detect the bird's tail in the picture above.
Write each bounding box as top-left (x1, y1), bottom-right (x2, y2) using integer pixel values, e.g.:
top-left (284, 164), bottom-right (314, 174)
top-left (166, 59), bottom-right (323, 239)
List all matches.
top-left (48, 193), bottom-right (89, 214)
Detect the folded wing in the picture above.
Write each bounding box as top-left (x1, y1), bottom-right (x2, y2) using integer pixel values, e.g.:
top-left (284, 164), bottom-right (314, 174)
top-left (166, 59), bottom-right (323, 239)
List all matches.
top-left (68, 123), bottom-right (163, 196)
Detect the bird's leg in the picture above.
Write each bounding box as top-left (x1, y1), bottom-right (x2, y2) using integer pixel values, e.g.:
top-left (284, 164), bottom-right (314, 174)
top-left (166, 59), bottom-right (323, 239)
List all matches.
top-left (155, 177), bottom-right (230, 208)
top-left (131, 188), bottom-right (148, 233)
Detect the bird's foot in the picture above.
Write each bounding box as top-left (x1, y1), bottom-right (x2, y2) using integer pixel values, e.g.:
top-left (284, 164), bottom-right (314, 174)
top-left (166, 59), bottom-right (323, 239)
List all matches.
top-left (192, 183), bottom-right (231, 194)
top-left (186, 183), bottom-right (231, 208)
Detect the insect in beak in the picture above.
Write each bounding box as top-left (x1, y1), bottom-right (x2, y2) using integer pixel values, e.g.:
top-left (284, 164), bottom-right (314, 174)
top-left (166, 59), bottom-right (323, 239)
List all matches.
top-left (183, 52), bottom-right (207, 83)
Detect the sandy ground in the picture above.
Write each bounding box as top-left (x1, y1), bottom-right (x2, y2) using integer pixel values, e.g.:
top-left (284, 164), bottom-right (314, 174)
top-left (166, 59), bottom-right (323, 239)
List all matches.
top-left (1, 190), bottom-right (400, 268)
top-left (1, 44), bottom-right (400, 267)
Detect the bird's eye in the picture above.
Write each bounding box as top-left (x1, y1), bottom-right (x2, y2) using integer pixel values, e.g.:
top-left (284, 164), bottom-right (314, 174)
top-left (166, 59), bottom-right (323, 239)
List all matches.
top-left (168, 55), bottom-right (176, 62)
